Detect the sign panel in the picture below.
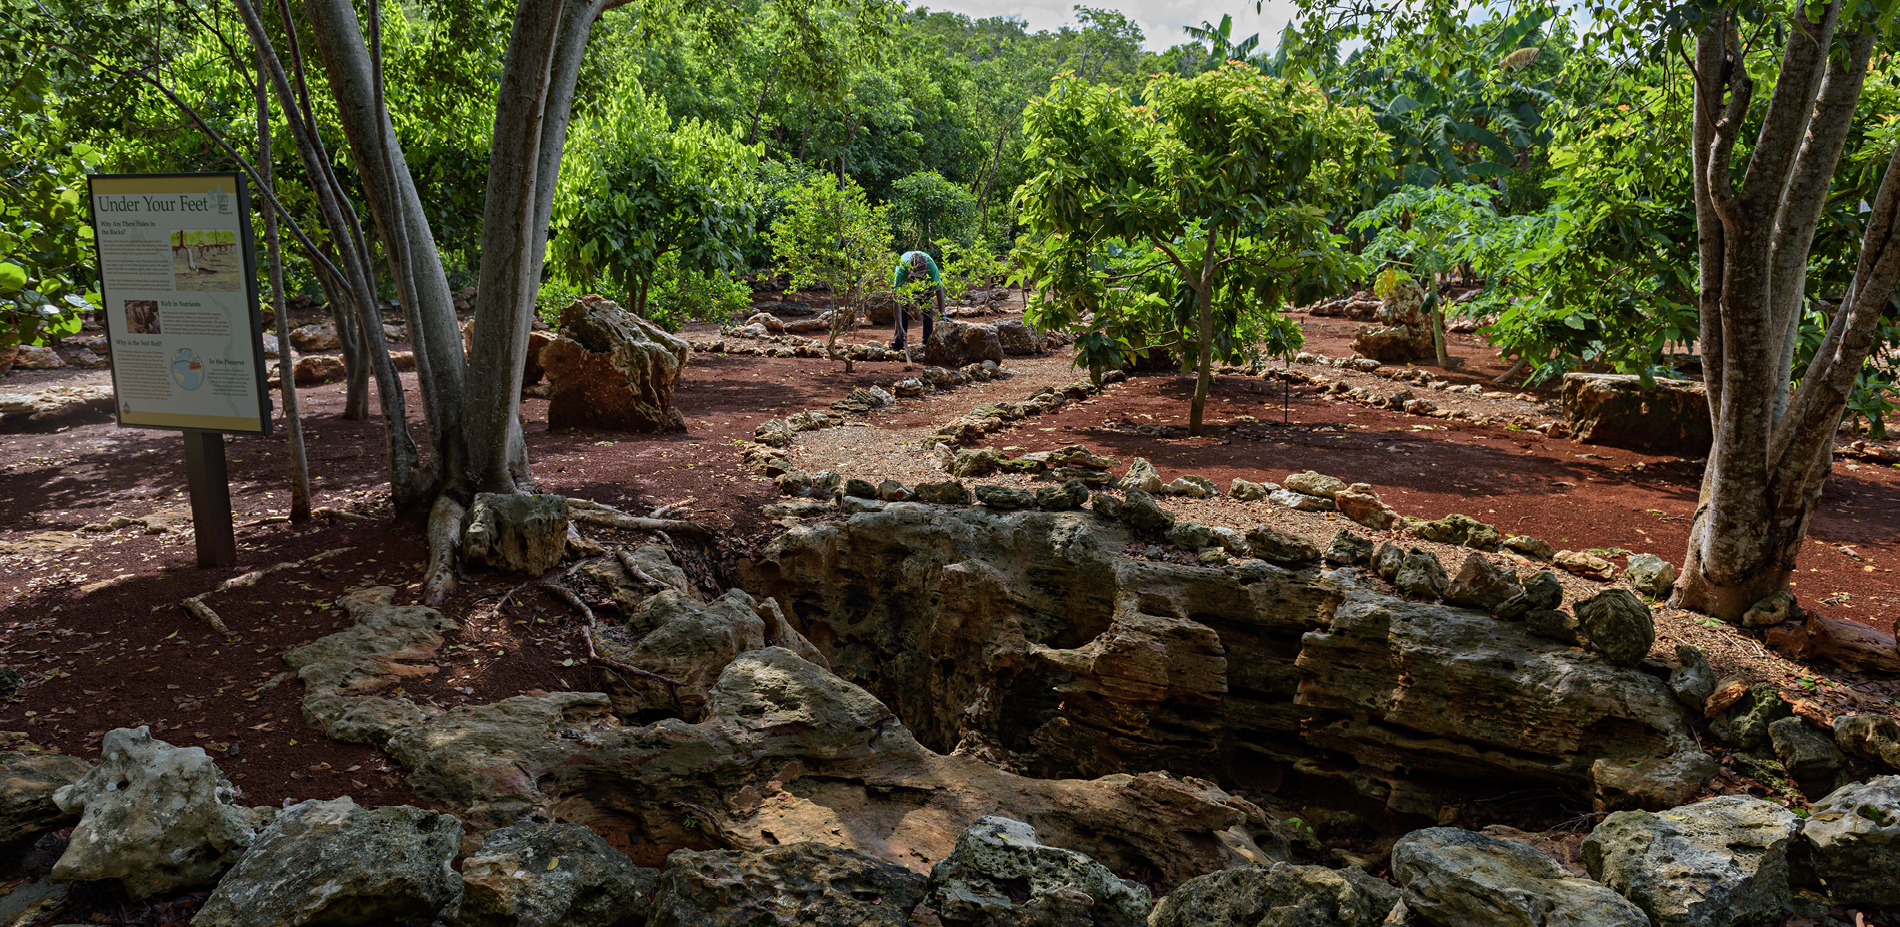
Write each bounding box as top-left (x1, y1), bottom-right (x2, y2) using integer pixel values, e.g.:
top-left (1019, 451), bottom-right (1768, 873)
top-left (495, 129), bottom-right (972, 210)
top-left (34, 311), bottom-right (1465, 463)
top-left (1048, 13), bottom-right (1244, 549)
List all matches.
top-left (87, 173), bottom-right (272, 434)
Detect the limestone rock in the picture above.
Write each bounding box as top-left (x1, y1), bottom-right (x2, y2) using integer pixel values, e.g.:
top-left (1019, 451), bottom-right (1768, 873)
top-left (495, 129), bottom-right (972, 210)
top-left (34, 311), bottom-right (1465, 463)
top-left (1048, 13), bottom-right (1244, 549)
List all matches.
top-left (1443, 553), bottom-right (1522, 611)
top-left (194, 798), bottom-right (462, 927)
top-left (591, 589), bottom-right (767, 721)
top-left (1742, 590), bottom-right (1795, 629)
top-left (925, 816), bottom-right (1151, 927)
top-left (1147, 862), bottom-right (1399, 927)
top-left (50, 727), bottom-right (260, 898)
top-left (1248, 526), bottom-right (1319, 564)
top-left (463, 493), bottom-right (570, 576)
top-left (876, 479), bottom-right (911, 501)
top-left (996, 319), bottom-right (1044, 356)
top-left (1555, 549), bottom-right (1616, 580)
top-left (1668, 645), bottom-right (1716, 710)
top-left (1561, 373), bottom-right (1712, 456)
top-left (651, 842), bottom-right (924, 927)
top-left (925, 320), bottom-right (1005, 369)
top-left (0, 380), bottom-right (114, 424)
top-left (1116, 458), bottom-right (1163, 494)
top-left (1623, 554), bottom-right (1677, 598)
top-left (1230, 479), bottom-right (1272, 501)
top-left (1582, 795), bottom-right (1801, 927)
top-left (977, 485), bottom-right (1037, 511)
top-left (1035, 481), bottom-right (1090, 511)
top-left (1803, 776), bottom-right (1900, 907)
top-left (1334, 484), bottom-right (1398, 530)
top-left (286, 586), bottom-right (458, 746)
top-left (1045, 445), bottom-right (1118, 470)
top-left (1394, 827), bottom-right (1648, 927)
top-left (1300, 590), bottom-right (1713, 813)
top-left (541, 295), bottom-right (690, 432)
top-left (840, 496), bottom-right (884, 515)
top-left (1394, 550), bottom-right (1448, 599)
top-left (951, 447), bottom-right (1008, 478)
top-left (1120, 489), bottom-right (1174, 533)
top-left (291, 354), bottom-right (345, 386)
top-left (762, 500), bottom-right (831, 518)
top-left (1503, 535), bottom-right (1556, 560)
top-left (288, 321), bottom-right (340, 351)
top-left (1372, 541), bottom-right (1406, 581)
top-left (1351, 286), bottom-right (1435, 364)
top-left (776, 469), bottom-right (843, 500)
top-left (0, 748), bottom-right (90, 856)
top-left (1167, 522), bottom-right (1213, 552)
top-left (11, 344), bottom-right (62, 368)
top-left (1268, 489), bottom-right (1334, 512)
top-left (1324, 530), bottom-right (1375, 566)
top-left (1522, 571), bottom-right (1564, 610)
top-left (1769, 716), bottom-right (1843, 795)
top-left (1160, 475), bottom-right (1218, 498)
top-left (1710, 684), bottom-right (1791, 749)
top-left (916, 481), bottom-right (973, 505)
top-left (1092, 492), bottom-right (1124, 520)
top-left (532, 647), bottom-right (1281, 885)
top-left (451, 822), bottom-right (656, 927)
top-left (1209, 527), bottom-right (1252, 556)
top-left (1835, 715), bottom-right (1900, 769)
top-left (742, 507), bottom-right (1709, 829)
top-left (1524, 608), bottom-right (1581, 645)
top-left (1575, 588), bottom-right (1654, 667)
top-left (1412, 514), bottom-right (1499, 550)
top-left (1283, 471), bottom-right (1347, 500)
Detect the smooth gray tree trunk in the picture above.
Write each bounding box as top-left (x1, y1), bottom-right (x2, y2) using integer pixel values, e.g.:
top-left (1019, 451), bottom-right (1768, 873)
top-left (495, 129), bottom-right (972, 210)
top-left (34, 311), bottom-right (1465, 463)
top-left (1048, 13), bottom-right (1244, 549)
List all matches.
top-left (1675, 2), bottom-right (1900, 621)
top-left (257, 49), bottom-right (312, 522)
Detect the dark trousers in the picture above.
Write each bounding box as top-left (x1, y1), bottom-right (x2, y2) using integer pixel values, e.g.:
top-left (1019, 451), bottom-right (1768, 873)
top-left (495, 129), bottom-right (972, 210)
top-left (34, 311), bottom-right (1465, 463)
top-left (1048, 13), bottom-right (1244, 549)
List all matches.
top-left (894, 294), bottom-right (935, 349)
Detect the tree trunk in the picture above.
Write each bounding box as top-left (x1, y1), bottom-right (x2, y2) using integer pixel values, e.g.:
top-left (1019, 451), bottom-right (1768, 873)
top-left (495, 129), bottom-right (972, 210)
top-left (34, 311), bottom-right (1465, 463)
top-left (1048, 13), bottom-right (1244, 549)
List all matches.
top-left (257, 52), bottom-right (313, 522)
top-left (464, 0), bottom-right (615, 494)
top-left (1673, 2), bottom-right (1900, 621)
top-left (1187, 230), bottom-right (1219, 437)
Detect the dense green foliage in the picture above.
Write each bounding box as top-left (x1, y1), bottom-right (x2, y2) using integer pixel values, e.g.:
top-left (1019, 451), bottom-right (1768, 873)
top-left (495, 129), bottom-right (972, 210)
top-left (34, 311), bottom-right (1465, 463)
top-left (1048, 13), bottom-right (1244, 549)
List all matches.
top-left (1014, 63), bottom-right (1385, 430)
top-left (548, 85), bottom-right (760, 326)
top-left (5, 0), bottom-right (1894, 435)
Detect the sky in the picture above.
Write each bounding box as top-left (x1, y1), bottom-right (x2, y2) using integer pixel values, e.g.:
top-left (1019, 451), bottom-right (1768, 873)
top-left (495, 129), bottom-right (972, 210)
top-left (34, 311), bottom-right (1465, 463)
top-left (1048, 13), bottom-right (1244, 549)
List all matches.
top-left (919, 0), bottom-right (1302, 52)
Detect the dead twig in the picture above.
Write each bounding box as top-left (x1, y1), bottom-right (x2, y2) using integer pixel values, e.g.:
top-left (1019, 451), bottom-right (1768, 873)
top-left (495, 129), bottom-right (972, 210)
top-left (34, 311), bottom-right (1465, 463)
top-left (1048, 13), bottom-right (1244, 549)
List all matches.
top-left (179, 548), bottom-right (351, 635)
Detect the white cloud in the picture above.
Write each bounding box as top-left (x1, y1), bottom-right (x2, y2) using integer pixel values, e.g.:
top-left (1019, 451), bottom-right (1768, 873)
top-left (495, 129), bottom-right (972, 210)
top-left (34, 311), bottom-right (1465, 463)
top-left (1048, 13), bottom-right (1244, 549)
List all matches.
top-left (919, 0), bottom-right (1300, 53)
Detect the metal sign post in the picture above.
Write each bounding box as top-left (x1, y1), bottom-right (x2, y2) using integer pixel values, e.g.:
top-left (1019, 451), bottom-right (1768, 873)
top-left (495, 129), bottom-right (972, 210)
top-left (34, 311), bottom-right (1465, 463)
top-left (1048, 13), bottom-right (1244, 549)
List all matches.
top-left (86, 172), bottom-right (272, 569)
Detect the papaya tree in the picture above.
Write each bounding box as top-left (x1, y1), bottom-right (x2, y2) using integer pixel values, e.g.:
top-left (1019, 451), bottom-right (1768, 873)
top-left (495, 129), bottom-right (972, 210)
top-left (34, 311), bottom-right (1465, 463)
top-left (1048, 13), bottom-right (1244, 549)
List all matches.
top-left (1014, 63), bottom-right (1385, 436)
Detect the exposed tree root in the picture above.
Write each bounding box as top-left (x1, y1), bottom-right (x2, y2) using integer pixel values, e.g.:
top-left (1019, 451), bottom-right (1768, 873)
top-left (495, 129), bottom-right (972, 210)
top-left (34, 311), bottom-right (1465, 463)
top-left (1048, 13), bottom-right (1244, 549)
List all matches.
top-left (537, 579), bottom-right (686, 712)
top-left (180, 548), bottom-right (352, 635)
top-left (566, 497), bottom-right (711, 538)
top-left (613, 548), bottom-right (670, 591)
top-left (421, 495), bottom-right (466, 606)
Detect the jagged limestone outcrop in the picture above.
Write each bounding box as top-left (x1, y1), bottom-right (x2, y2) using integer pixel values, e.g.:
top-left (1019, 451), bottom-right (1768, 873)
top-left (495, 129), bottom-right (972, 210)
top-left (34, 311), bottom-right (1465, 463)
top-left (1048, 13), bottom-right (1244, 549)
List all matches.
top-left (741, 506), bottom-right (1714, 814)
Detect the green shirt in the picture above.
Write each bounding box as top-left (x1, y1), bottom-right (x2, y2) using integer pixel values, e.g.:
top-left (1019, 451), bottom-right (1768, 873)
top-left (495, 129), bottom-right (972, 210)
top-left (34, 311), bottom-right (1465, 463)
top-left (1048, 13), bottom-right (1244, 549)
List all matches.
top-left (893, 251), bottom-right (943, 290)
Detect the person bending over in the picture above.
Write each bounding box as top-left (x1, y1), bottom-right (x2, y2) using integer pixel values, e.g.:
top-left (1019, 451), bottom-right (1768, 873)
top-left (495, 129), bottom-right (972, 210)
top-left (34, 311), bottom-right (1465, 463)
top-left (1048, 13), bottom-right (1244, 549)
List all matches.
top-left (892, 250), bottom-right (945, 351)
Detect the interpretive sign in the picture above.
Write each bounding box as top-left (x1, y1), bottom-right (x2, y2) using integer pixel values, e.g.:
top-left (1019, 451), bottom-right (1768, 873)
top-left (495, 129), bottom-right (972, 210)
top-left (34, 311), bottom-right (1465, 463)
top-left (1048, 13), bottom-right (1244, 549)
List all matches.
top-left (88, 172), bottom-right (273, 567)
top-left (87, 173), bottom-right (272, 434)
